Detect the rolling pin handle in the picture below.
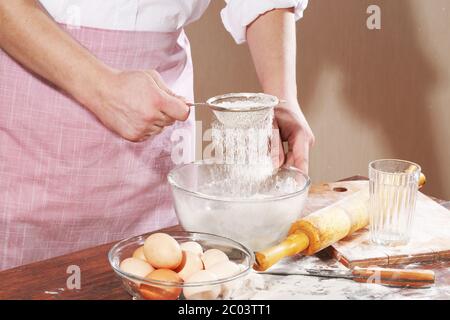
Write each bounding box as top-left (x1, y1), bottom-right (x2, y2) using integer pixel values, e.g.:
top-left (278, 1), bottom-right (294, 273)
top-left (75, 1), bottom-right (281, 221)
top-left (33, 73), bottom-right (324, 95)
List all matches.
top-left (418, 173), bottom-right (426, 189)
top-left (254, 232), bottom-right (310, 271)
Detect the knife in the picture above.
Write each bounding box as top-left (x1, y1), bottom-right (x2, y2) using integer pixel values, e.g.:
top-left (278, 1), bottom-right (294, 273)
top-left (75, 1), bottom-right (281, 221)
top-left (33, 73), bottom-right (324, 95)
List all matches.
top-left (258, 266), bottom-right (435, 288)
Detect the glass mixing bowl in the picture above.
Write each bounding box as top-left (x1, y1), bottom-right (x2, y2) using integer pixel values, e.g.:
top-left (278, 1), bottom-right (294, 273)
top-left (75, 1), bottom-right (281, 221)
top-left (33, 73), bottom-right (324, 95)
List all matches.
top-left (168, 161), bottom-right (311, 252)
top-left (108, 231), bottom-right (253, 300)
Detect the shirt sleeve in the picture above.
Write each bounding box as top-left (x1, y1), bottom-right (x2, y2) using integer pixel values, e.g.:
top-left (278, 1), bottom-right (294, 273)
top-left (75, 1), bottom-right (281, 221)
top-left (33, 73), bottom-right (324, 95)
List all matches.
top-left (220, 0), bottom-right (308, 44)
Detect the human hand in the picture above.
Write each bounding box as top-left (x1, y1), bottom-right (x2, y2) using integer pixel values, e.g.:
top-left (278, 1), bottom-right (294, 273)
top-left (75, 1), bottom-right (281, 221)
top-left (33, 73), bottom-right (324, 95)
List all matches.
top-left (87, 69), bottom-right (190, 142)
top-left (272, 102), bottom-right (315, 174)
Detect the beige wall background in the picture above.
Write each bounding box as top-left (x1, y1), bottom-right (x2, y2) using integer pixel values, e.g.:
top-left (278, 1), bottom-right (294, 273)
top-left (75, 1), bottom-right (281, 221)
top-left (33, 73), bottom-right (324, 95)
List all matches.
top-left (185, 0), bottom-right (450, 199)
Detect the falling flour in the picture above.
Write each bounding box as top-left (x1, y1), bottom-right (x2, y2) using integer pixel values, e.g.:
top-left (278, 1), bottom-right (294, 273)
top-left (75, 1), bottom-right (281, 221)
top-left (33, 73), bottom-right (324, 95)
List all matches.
top-left (175, 97), bottom-right (308, 251)
top-left (207, 109), bottom-right (276, 197)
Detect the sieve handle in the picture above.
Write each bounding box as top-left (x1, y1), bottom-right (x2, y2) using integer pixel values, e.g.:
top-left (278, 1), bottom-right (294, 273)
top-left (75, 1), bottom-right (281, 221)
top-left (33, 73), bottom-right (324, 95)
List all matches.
top-left (186, 102), bottom-right (209, 107)
top-left (187, 100), bottom-right (287, 108)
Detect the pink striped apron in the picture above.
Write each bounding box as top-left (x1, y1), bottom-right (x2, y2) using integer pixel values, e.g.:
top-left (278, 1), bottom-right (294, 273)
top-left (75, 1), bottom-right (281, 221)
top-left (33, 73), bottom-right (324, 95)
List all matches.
top-left (0, 25), bottom-right (195, 270)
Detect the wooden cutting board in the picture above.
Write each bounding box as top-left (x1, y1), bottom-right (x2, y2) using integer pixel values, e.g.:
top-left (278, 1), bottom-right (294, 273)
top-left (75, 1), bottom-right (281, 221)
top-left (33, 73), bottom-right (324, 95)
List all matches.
top-left (303, 180), bottom-right (450, 268)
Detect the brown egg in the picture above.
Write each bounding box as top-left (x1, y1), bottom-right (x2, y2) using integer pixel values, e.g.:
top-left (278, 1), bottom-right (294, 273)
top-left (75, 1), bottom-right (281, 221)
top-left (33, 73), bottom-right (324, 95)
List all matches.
top-left (201, 249), bottom-right (229, 269)
top-left (139, 269), bottom-right (182, 300)
top-left (143, 233), bottom-right (182, 269)
top-left (180, 241), bottom-right (203, 256)
top-left (183, 270), bottom-right (221, 300)
top-left (175, 251), bottom-right (204, 281)
top-left (208, 261), bottom-right (241, 297)
top-left (132, 246), bottom-right (147, 261)
top-left (119, 257), bottom-right (154, 279)
top-left (208, 261), bottom-right (240, 280)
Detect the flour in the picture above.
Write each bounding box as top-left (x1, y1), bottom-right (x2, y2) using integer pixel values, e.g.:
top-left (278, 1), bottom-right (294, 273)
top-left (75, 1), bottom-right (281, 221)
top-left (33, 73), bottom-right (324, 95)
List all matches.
top-left (173, 95), bottom-right (309, 251)
top-left (206, 93), bottom-right (280, 194)
top-left (208, 109), bottom-right (276, 197)
top-left (174, 99), bottom-right (309, 251)
top-left (213, 100), bottom-right (267, 110)
top-left (210, 94), bottom-right (276, 129)
top-left (232, 254), bottom-right (449, 300)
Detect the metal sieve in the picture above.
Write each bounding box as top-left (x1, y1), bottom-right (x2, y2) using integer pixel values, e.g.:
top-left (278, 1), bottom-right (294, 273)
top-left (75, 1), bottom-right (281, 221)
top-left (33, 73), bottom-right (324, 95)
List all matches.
top-left (202, 93), bottom-right (279, 127)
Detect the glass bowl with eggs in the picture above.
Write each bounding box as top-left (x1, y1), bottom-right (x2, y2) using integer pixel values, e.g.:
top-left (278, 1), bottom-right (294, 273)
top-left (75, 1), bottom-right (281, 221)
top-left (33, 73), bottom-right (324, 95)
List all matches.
top-left (108, 231), bottom-right (253, 300)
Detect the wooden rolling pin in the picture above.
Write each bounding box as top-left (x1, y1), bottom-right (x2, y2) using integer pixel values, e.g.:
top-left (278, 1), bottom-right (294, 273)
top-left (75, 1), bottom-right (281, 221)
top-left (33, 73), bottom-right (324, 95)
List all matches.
top-left (255, 188), bottom-right (370, 271)
top-left (255, 173), bottom-right (426, 271)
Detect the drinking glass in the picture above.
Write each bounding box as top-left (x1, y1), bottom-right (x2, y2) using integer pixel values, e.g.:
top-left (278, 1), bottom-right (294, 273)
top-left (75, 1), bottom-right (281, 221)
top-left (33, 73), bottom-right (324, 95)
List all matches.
top-left (369, 159), bottom-right (421, 246)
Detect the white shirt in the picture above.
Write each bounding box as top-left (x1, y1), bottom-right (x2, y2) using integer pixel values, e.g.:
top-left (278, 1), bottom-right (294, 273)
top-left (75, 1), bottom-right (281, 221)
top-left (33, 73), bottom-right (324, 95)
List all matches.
top-left (39, 0), bottom-right (308, 44)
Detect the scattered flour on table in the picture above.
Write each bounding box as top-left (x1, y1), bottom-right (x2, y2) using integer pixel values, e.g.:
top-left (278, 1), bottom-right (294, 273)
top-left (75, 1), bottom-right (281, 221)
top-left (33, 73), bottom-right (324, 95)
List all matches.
top-left (44, 291), bottom-right (59, 295)
top-left (44, 288), bottom-right (65, 295)
top-left (233, 255), bottom-right (449, 300)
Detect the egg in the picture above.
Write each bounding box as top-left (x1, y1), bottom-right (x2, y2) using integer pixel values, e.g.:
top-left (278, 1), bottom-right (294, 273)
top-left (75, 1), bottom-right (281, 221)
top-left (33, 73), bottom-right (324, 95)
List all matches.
top-left (208, 261), bottom-right (240, 280)
top-left (201, 249), bottom-right (229, 269)
top-left (183, 270), bottom-right (221, 300)
top-left (119, 257), bottom-right (154, 279)
top-left (208, 261), bottom-right (241, 297)
top-left (175, 251), bottom-right (204, 281)
top-left (132, 246), bottom-right (147, 261)
top-left (143, 233), bottom-right (182, 269)
top-left (139, 269), bottom-right (182, 300)
top-left (180, 241), bottom-right (203, 256)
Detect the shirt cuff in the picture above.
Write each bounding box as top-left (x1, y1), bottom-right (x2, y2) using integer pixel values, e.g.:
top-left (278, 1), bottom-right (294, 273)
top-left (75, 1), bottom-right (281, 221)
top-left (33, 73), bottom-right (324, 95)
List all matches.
top-left (220, 0), bottom-right (308, 44)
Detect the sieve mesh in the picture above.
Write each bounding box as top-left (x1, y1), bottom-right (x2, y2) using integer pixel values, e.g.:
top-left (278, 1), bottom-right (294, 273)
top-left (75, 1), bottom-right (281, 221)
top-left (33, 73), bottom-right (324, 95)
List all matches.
top-left (206, 93), bottom-right (279, 128)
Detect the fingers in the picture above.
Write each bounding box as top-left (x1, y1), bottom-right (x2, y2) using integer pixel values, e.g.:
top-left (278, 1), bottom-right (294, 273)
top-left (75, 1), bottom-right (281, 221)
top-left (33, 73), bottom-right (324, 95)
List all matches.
top-left (272, 146), bottom-right (285, 169)
top-left (162, 101), bottom-right (188, 122)
top-left (280, 128), bottom-right (311, 174)
top-left (159, 95), bottom-right (190, 122)
top-left (144, 70), bottom-right (190, 121)
top-left (296, 157), bottom-right (309, 175)
top-left (145, 70), bottom-right (177, 97)
top-left (284, 151), bottom-right (309, 174)
top-left (271, 122), bottom-right (285, 168)
top-left (131, 111), bottom-right (173, 142)
top-left (154, 112), bottom-right (175, 127)
top-left (149, 124), bottom-right (164, 135)
top-left (271, 137), bottom-right (285, 169)
top-left (135, 125), bottom-right (164, 142)
top-left (289, 139), bottom-right (310, 174)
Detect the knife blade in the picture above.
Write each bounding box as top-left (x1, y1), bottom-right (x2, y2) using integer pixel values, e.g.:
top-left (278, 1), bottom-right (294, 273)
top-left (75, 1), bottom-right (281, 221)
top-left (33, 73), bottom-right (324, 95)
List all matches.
top-left (258, 266), bottom-right (435, 288)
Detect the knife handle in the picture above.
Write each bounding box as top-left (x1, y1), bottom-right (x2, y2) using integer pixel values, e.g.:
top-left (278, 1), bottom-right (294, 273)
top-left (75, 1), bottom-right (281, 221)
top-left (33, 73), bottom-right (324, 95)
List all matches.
top-left (351, 267), bottom-right (435, 288)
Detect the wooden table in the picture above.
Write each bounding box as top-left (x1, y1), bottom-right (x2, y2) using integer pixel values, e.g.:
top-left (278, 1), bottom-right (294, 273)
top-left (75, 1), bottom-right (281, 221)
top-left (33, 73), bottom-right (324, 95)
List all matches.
top-left (0, 177), bottom-right (448, 300)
